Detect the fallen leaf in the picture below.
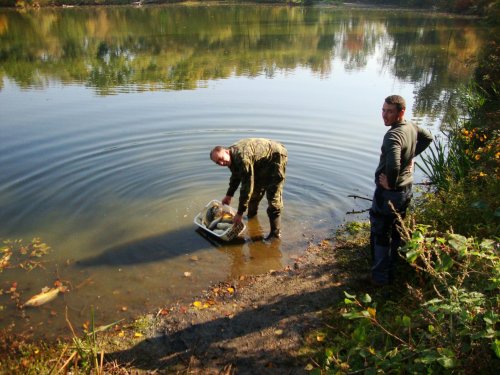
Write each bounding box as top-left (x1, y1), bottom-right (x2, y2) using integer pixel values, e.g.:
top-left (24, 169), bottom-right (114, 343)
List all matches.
top-left (183, 272), bottom-right (192, 277)
top-left (118, 331), bottom-right (125, 337)
top-left (193, 301), bottom-right (203, 308)
top-left (134, 332), bottom-right (143, 338)
top-left (367, 307), bottom-right (376, 318)
top-left (189, 256), bottom-right (199, 261)
top-left (121, 306), bottom-right (128, 312)
top-left (274, 329), bottom-right (283, 336)
top-left (0, 252), bottom-right (11, 269)
top-left (227, 287), bottom-right (234, 294)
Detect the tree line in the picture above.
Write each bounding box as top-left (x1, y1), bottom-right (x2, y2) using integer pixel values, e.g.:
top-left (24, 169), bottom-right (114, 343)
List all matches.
top-left (1, 0), bottom-right (499, 18)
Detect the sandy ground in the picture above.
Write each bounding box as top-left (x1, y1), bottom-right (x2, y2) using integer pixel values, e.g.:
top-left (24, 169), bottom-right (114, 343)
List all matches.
top-left (105, 238), bottom-right (366, 374)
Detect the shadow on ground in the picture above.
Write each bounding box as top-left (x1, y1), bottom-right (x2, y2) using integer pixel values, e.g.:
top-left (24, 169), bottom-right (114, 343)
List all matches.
top-left (106, 259), bottom-right (345, 374)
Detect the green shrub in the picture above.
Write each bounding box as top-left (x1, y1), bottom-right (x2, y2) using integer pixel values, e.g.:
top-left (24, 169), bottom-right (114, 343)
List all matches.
top-left (417, 84), bottom-right (499, 191)
top-left (412, 174), bottom-right (499, 239)
top-left (310, 226), bottom-right (500, 373)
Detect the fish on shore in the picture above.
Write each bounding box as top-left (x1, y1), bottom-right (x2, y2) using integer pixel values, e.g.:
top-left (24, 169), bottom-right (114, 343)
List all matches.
top-left (22, 285), bottom-right (67, 308)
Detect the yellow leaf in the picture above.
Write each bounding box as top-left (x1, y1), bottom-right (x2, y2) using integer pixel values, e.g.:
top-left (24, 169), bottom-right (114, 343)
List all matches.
top-left (316, 333), bottom-right (326, 342)
top-left (367, 307), bottom-right (376, 318)
top-left (134, 332), bottom-right (143, 338)
top-left (118, 331), bottom-right (125, 337)
top-left (274, 329), bottom-right (283, 335)
top-left (193, 301), bottom-right (203, 308)
top-left (227, 287), bottom-right (234, 294)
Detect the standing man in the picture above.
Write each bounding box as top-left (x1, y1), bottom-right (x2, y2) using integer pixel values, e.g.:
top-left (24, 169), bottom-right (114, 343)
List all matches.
top-left (210, 138), bottom-right (288, 240)
top-left (370, 95), bottom-right (433, 286)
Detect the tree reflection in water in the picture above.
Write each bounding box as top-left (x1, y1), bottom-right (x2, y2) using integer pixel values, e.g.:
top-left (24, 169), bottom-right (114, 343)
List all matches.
top-left (0, 4), bottom-right (483, 121)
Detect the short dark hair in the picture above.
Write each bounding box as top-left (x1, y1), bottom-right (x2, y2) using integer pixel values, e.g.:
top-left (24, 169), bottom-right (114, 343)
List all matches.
top-left (210, 146), bottom-right (224, 160)
top-left (385, 95), bottom-right (406, 112)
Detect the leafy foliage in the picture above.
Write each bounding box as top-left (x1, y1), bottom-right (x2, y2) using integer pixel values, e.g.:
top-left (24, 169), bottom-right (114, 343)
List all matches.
top-left (310, 226), bottom-right (499, 374)
top-left (412, 175), bottom-right (499, 239)
top-left (416, 84), bottom-right (499, 191)
top-left (415, 66), bottom-right (499, 240)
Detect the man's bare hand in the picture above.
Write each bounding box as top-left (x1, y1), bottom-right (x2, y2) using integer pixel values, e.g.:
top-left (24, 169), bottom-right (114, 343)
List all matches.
top-left (379, 173), bottom-right (391, 190)
top-left (222, 195), bottom-right (232, 205)
top-left (233, 213), bottom-right (243, 224)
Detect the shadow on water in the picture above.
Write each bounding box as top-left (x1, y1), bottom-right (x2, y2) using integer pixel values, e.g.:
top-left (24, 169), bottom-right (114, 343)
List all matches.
top-left (76, 225), bottom-right (247, 268)
top-left (75, 214), bottom-right (282, 269)
top-left (106, 260), bottom-right (344, 372)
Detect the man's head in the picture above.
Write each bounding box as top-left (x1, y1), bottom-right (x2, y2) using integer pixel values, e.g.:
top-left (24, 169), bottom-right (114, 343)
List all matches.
top-left (382, 95), bottom-right (406, 126)
top-left (210, 146), bottom-right (231, 166)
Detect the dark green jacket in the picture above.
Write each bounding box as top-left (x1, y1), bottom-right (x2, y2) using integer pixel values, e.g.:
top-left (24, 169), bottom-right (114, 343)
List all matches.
top-left (226, 138), bottom-right (287, 214)
top-left (375, 120), bottom-right (433, 189)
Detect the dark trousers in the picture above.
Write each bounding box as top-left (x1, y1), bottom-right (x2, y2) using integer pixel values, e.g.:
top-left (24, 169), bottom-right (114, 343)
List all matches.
top-left (369, 185), bottom-right (412, 284)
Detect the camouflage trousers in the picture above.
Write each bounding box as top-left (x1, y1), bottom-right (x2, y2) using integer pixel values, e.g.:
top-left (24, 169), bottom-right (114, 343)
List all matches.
top-left (248, 152), bottom-right (287, 218)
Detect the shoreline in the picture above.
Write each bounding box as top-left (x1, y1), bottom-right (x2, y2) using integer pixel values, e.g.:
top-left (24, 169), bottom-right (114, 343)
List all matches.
top-left (0, 2), bottom-right (482, 21)
top-left (99, 234), bottom-right (365, 372)
top-left (1, 229), bottom-right (372, 373)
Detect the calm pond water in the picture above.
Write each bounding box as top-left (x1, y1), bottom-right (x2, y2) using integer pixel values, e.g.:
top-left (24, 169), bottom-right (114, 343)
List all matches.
top-left (0, 4), bottom-right (484, 337)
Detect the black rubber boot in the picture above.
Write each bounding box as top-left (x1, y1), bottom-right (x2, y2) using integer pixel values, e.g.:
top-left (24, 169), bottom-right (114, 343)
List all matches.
top-left (247, 203), bottom-right (259, 218)
top-left (265, 215), bottom-right (281, 240)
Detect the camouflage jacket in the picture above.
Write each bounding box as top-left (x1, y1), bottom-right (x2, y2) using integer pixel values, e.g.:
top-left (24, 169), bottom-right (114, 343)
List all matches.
top-left (226, 138), bottom-right (287, 214)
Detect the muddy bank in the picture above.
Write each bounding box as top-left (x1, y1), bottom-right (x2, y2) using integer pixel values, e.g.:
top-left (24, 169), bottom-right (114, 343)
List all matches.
top-left (100, 237), bottom-right (367, 373)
